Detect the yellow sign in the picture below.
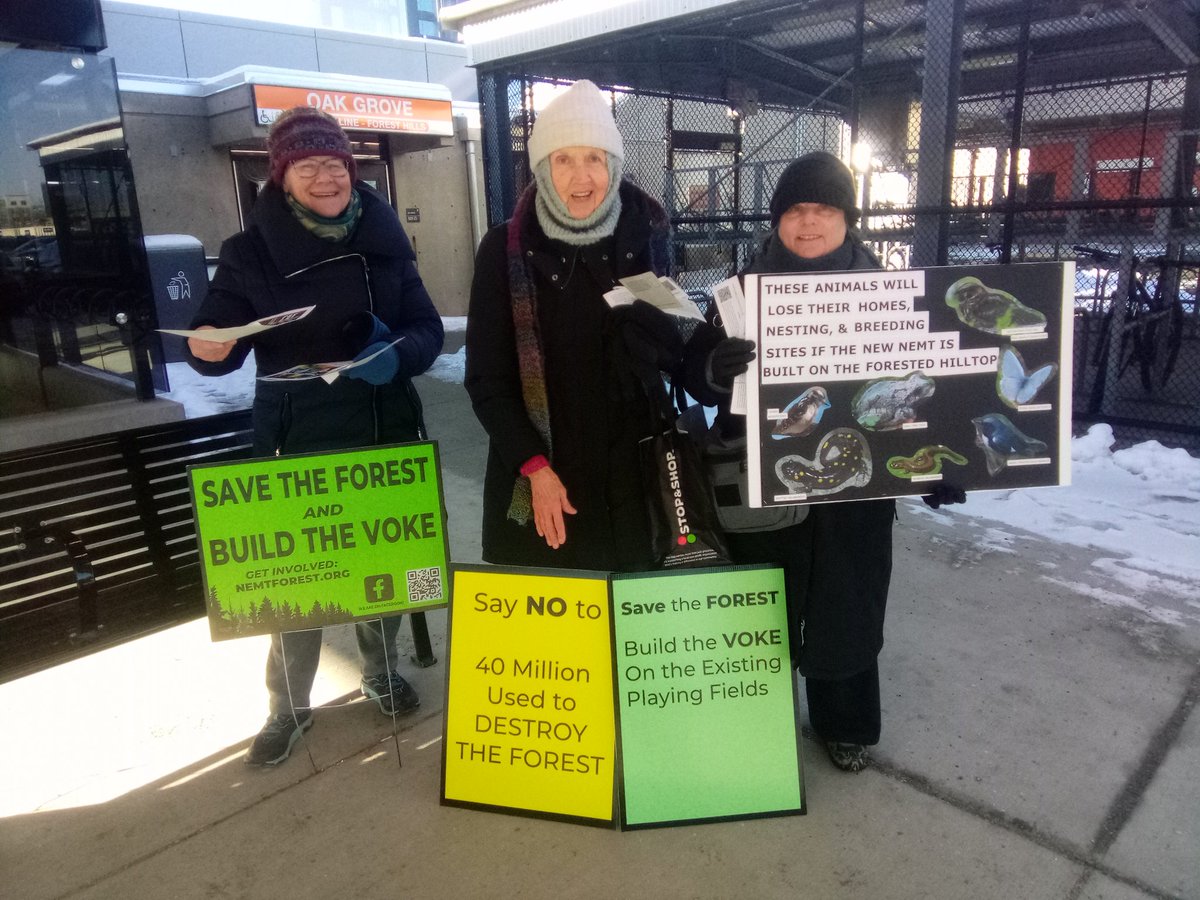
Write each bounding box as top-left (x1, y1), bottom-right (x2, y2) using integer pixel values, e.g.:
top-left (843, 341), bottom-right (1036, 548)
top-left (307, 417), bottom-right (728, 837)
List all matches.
top-left (442, 567), bottom-right (615, 824)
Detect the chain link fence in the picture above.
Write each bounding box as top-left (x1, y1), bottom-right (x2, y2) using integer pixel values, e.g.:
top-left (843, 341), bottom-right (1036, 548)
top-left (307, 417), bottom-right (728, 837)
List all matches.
top-left (475, 0), bottom-right (1200, 450)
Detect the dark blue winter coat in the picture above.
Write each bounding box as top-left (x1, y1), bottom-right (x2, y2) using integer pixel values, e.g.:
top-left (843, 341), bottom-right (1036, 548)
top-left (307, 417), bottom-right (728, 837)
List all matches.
top-left (185, 182), bottom-right (443, 456)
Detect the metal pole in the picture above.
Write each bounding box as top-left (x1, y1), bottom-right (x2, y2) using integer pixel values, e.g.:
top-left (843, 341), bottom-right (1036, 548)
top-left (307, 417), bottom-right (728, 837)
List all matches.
top-left (911, 0), bottom-right (966, 267)
top-left (478, 70), bottom-right (517, 225)
top-left (1172, 64), bottom-right (1200, 231)
top-left (1000, 0), bottom-right (1033, 265)
top-left (1132, 77), bottom-right (1154, 204)
top-left (464, 135), bottom-right (485, 250)
top-left (850, 0), bottom-right (865, 146)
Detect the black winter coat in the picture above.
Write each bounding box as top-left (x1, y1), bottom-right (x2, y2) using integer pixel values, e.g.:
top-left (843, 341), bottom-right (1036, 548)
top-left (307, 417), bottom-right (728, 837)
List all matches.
top-left (185, 183), bottom-right (443, 456)
top-left (464, 181), bottom-right (664, 571)
top-left (726, 233), bottom-right (895, 680)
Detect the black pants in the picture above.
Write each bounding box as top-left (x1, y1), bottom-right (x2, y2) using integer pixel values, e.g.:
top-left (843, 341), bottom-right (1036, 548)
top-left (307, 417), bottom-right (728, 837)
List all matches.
top-left (806, 662), bottom-right (881, 746)
top-left (265, 617), bottom-right (403, 716)
top-left (726, 501), bottom-right (892, 746)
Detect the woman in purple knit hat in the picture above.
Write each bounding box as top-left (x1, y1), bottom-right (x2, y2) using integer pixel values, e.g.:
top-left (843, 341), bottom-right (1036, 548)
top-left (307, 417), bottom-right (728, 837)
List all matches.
top-left (185, 106), bottom-right (444, 767)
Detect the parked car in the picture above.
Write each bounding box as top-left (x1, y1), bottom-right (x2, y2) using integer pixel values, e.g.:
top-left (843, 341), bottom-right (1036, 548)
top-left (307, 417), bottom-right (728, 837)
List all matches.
top-left (2, 236), bottom-right (60, 273)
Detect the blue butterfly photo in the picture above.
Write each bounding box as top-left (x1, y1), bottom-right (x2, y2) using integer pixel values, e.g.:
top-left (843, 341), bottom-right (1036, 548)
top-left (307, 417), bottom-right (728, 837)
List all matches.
top-left (996, 345), bottom-right (1057, 408)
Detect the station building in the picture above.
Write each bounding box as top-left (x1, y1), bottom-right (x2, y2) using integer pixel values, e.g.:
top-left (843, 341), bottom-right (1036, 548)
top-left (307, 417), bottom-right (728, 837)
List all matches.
top-left (1, 0), bottom-right (482, 449)
top-left (103, 0), bottom-right (486, 313)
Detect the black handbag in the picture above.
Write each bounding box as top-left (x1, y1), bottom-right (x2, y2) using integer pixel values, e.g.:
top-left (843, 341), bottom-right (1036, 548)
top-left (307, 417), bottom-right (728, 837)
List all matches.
top-left (638, 382), bottom-right (731, 568)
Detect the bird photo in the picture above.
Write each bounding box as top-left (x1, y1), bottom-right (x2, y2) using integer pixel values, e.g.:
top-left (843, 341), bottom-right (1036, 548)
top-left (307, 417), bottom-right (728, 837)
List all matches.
top-left (771, 385), bottom-right (831, 438)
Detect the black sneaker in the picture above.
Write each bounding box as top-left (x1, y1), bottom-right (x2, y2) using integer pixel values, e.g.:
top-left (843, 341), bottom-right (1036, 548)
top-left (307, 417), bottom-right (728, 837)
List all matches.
top-left (244, 711), bottom-right (313, 767)
top-left (361, 671), bottom-right (420, 716)
top-left (826, 741), bottom-right (870, 773)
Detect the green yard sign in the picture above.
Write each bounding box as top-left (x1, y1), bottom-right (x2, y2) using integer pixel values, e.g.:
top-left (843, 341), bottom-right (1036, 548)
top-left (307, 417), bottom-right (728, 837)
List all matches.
top-left (611, 566), bottom-right (804, 828)
top-left (189, 442), bottom-right (448, 640)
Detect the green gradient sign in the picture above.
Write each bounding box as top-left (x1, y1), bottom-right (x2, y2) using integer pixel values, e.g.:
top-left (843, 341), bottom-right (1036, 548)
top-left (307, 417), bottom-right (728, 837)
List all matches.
top-left (189, 442), bottom-right (448, 640)
top-left (611, 566), bottom-right (804, 828)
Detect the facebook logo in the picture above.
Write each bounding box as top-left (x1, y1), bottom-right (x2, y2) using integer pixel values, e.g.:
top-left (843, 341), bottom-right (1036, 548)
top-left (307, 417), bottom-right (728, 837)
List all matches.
top-left (364, 574), bottom-right (394, 603)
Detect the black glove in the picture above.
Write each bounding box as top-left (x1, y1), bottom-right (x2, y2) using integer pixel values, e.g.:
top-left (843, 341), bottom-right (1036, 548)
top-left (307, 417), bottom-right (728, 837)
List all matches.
top-left (922, 483), bottom-right (967, 509)
top-left (611, 300), bottom-right (683, 373)
top-left (707, 338), bottom-right (757, 387)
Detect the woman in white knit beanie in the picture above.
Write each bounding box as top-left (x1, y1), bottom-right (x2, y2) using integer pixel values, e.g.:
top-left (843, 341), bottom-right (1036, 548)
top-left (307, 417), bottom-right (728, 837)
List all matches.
top-left (464, 79), bottom-right (695, 571)
top-left (526, 79), bottom-right (626, 242)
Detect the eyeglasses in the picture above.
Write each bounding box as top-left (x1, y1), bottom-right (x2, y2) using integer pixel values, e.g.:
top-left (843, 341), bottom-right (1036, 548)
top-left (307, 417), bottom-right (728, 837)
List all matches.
top-left (290, 159), bottom-right (350, 179)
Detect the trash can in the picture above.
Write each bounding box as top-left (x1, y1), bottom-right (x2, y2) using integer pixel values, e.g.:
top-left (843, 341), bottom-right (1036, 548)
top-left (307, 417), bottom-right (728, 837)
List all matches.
top-left (144, 234), bottom-right (207, 363)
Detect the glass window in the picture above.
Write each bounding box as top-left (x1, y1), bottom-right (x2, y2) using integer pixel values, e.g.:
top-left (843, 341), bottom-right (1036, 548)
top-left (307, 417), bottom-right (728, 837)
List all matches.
top-left (407, 0), bottom-right (454, 41)
top-left (0, 47), bottom-right (161, 410)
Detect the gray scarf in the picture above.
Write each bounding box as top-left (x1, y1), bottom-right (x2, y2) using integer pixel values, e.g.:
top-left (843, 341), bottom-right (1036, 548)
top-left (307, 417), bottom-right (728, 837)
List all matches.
top-left (747, 230), bottom-right (858, 274)
top-left (532, 155), bottom-right (623, 245)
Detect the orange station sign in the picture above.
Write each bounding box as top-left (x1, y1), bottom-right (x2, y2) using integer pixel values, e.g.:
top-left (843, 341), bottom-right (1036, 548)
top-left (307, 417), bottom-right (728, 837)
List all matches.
top-left (253, 84), bottom-right (454, 136)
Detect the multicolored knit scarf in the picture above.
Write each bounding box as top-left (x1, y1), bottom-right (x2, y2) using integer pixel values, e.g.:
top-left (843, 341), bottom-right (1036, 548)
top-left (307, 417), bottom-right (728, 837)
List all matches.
top-left (505, 179), bottom-right (671, 524)
top-left (285, 188), bottom-right (362, 242)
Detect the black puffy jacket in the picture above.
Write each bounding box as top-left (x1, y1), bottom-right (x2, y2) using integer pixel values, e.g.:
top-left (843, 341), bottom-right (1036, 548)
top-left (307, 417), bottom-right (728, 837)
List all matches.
top-left (185, 182), bottom-right (444, 456)
top-left (464, 181), bottom-right (667, 572)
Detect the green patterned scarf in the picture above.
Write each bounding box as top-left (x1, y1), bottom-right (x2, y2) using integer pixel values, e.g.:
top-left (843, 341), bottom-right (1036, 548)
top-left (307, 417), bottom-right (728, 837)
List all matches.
top-left (285, 188), bottom-right (362, 242)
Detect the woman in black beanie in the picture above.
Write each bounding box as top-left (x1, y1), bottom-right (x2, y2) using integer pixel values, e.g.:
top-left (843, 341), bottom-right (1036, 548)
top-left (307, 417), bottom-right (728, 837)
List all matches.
top-left (752, 152), bottom-right (892, 772)
top-left (692, 151), bottom-right (908, 772)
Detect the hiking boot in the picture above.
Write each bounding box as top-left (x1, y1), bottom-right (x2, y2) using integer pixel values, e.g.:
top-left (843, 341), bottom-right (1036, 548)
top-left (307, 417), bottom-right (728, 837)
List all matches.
top-left (245, 711), bottom-right (313, 767)
top-left (361, 671), bottom-right (420, 716)
top-left (826, 741), bottom-right (870, 773)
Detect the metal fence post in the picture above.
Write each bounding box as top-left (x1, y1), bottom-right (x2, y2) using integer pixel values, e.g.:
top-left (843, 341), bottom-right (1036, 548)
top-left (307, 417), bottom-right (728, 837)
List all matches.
top-left (911, 0), bottom-right (965, 268)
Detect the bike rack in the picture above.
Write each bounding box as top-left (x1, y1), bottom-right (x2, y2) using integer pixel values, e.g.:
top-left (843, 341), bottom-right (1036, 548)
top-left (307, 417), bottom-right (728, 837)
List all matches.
top-left (10, 520), bottom-right (101, 641)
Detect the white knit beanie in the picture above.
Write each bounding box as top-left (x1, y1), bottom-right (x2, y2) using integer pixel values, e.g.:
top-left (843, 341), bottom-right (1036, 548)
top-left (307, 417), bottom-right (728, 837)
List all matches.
top-left (527, 80), bottom-right (624, 169)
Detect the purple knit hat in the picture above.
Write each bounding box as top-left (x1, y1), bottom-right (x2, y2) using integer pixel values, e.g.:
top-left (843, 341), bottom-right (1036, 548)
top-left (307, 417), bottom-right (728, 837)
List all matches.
top-left (266, 106), bottom-right (357, 186)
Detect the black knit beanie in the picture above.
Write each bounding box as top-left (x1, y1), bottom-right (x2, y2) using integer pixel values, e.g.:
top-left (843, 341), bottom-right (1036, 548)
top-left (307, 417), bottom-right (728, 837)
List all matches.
top-left (769, 151), bottom-right (860, 228)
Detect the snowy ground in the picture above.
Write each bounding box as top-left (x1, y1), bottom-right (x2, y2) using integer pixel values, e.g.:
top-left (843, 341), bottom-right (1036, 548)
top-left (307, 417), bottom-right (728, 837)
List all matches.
top-left (162, 315), bottom-right (1200, 630)
top-left (909, 426), bottom-right (1200, 630)
top-left (160, 318), bottom-right (471, 415)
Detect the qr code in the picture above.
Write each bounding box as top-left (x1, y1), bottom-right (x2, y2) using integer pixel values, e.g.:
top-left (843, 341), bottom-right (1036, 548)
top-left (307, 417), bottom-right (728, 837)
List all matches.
top-left (406, 566), bottom-right (443, 603)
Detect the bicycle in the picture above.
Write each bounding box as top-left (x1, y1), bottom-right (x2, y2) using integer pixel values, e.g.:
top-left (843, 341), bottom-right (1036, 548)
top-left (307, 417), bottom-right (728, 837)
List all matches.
top-left (1072, 245), bottom-right (1186, 395)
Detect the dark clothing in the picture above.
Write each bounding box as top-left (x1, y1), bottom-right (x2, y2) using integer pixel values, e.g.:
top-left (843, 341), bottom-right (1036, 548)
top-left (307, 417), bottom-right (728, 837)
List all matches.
top-left (465, 181), bottom-right (665, 571)
top-left (726, 231), bottom-right (894, 744)
top-left (725, 495), bottom-right (895, 678)
top-left (185, 182), bottom-right (443, 715)
top-left (186, 182), bottom-right (444, 456)
top-left (807, 664), bottom-right (881, 746)
top-left (265, 617), bottom-right (404, 716)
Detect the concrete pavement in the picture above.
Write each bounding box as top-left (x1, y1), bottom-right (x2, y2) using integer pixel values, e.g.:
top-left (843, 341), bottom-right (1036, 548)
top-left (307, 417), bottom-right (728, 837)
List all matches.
top-left (1, 370), bottom-right (1197, 900)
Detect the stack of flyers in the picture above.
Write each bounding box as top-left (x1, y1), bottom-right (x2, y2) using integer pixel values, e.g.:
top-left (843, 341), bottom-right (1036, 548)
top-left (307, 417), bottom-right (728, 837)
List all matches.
top-left (711, 275), bottom-right (748, 415)
top-left (604, 272), bottom-right (705, 321)
top-left (158, 305), bottom-right (315, 342)
top-left (258, 336), bottom-right (407, 384)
